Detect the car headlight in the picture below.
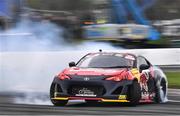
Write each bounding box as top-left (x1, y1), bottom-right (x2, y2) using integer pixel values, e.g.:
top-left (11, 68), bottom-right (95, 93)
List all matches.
top-left (58, 73), bottom-right (71, 80)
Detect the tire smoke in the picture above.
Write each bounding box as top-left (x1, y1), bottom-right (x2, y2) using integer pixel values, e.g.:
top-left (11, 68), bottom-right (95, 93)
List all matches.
top-left (0, 19), bottom-right (120, 105)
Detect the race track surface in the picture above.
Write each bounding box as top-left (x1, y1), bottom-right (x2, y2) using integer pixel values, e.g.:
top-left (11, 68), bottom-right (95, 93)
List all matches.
top-left (0, 89), bottom-right (180, 115)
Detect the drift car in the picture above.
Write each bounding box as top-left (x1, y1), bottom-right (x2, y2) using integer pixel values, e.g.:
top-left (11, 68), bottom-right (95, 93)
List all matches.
top-left (50, 51), bottom-right (168, 106)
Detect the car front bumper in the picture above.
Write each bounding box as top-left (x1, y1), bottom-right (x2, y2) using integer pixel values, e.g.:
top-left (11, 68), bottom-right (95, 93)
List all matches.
top-left (51, 76), bottom-right (134, 101)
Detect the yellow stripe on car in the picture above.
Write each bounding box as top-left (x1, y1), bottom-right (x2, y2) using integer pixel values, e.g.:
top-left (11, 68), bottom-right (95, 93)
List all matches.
top-left (51, 97), bottom-right (68, 100)
top-left (102, 99), bottom-right (129, 102)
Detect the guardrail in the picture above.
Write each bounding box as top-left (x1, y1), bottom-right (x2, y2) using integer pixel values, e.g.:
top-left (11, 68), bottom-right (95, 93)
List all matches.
top-left (0, 49), bottom-right (179, 92)
top-left (159, 65), bottom-right (180, 72)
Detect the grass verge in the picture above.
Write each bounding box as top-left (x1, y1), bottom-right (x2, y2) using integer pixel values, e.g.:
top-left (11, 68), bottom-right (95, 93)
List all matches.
top-left (165, 72), bottom-right (180, 89)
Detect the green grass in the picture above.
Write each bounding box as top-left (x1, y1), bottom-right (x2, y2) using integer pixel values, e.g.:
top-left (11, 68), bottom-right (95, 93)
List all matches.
top-left (147, 37), bottom-right (170, 45)
top-left (165, 72), bottom-right (180, 89)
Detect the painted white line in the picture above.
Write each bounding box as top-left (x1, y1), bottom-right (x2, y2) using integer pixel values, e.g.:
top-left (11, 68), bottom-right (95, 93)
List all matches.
top-left (169, 100), bottom-right (180, 103)
top-left (169, 95), bottom-right (180, 97)
top-left (168, 89), bottom-right (180, 96)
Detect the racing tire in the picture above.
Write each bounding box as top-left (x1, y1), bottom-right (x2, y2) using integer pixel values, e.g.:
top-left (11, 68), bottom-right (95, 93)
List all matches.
top-left (128, 80), bottom-right (141, 106)
top-left (50, 83), bottom-right (68, 106)
top-left (85, 100), bottom-right (99, 105)
top-left (154, 78), bottom-right (167, 103)
top-left (51, 99), bottom-right (68, 106)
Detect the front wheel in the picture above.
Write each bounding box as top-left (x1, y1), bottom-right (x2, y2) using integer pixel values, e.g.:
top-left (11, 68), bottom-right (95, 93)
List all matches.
top-left (50, 83), bottom-right (68, 106)
top-left (85, 100), bottom-right (99, 105)
top-left (51, 99), bottom-right (68, 106)
top-left (127, 81), bottom-right (141, 106)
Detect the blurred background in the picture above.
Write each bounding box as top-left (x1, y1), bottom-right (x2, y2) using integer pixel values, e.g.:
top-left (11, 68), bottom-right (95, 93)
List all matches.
top-left (0, 0), bottom-right (180, 50)
top-left (0, 0), bottom-right (180, 106)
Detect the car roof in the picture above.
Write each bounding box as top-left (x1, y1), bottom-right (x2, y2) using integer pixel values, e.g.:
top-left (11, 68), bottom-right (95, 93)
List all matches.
top-left (88, 52), bottom-right (137, 58)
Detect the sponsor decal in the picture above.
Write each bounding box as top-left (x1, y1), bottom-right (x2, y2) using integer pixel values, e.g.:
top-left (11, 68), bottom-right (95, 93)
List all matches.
top-left (75, 88), bottom-right (96, 97)
top-left (84, 77), bottom-right (90, 81)
top-left (118, 95), bottom-right (127, 100)
top-left (125, 55), bottom-right (135, 60)
top-left (130, 68), bottom-right (140, 82)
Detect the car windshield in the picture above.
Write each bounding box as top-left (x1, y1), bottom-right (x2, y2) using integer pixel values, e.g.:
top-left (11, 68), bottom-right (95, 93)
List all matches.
top-left (77, 54), bottom-right (134, 68)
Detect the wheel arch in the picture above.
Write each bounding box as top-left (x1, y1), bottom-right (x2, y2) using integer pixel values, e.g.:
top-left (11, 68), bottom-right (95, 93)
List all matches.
top-left (153, 67), bottom-right (168, 103)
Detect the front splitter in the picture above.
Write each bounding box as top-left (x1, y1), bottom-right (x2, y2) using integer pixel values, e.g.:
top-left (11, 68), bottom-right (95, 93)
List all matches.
top-left (51, 97), bottom-right (129, 102)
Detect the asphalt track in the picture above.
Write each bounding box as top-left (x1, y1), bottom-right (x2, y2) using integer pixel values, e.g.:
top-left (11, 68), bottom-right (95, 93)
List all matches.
top-left (0, 89), bottom-right (179, 115)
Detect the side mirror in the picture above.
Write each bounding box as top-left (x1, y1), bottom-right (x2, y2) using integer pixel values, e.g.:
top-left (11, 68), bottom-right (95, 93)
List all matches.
top-left (69, 62), bottom-right (76, 67)
top-left (139, 64), bottom-right (150, 71)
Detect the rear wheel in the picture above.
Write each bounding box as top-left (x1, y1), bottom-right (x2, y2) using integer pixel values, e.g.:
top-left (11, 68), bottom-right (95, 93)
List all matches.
top-left (50, 83), bottom-right (68, 106)
top-left (128, 81), bottom-right (141, 106)
top-left (155, 78), bottom-right (167, 103)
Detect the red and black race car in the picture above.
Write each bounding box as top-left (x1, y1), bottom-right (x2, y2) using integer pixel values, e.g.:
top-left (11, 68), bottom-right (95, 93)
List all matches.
top-left (50, 51), bottom-right (168, 106)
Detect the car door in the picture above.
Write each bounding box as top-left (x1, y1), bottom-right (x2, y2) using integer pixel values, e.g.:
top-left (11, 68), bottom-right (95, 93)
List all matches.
top-left (137, 56), bottom-right (155, 99)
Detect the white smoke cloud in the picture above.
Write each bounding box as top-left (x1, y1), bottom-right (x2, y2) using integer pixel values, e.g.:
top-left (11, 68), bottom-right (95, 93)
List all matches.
top-left (0, 19), bottom-right (64, 51)
top-left (0, 19), bottom-right (122, 105)
top-left (0, 19), bottom-right (121, 52)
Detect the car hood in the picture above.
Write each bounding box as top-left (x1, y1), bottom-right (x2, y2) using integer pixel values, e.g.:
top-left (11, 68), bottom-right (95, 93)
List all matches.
top-left (62, 67), bottom-right (129, 76)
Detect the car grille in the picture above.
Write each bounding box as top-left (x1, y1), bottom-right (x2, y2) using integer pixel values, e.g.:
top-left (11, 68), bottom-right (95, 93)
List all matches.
top-left (68, 85), bottom-right (106, 97)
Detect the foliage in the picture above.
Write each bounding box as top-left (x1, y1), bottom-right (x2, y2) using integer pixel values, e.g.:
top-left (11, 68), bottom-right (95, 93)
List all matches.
top-left (165, 72), bottom-right (180, 89)
top-left (27, 0), bottom-right (93, 11)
